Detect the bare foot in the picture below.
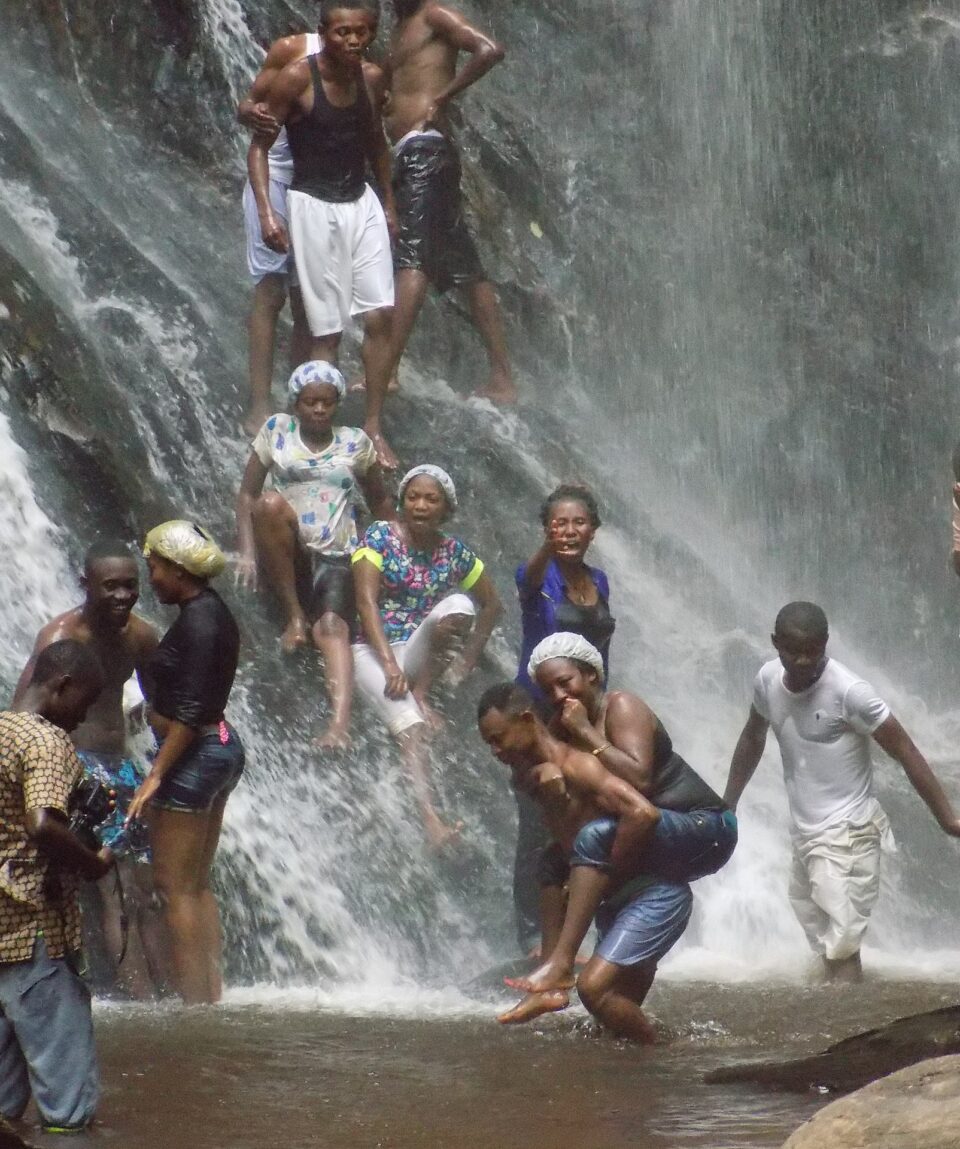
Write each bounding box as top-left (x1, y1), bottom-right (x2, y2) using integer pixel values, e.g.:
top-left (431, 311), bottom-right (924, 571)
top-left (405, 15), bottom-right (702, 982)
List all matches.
top-left (473, 368), bottom-right (517, 406)
top-left (416, 698), bottom-right (446, 734)
top-left (497, 991), bottom-right (570, 1025)
top-left (313, 725), bottom-right (351, 750)
top-left (242, 406), bottom-right (270, 438)
top-left (424, 817), bottom-right (464, 852)
top-left (280, 616), bottom-right (309, 654)
top-left (505, 958), bottom-right (576, 994)
top-left (367, 430), bottom-right (399, 471)
top-left (350, 374), bottom-right (400, 394)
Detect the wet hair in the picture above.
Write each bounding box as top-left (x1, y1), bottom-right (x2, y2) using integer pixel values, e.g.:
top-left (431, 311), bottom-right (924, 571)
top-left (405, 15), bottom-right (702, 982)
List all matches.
top-left (539, 484), bottom-right (601, 530)
top-left (30, 639), bottom-right (105, 693)
top-left (83, 538), bottom-right (135, 576)
top-left (477, 682), bottom-right (535, 722)
top-left (320, 0), bottom-right (380, 25)
top-left (774, 601), bottom-right (829, 642)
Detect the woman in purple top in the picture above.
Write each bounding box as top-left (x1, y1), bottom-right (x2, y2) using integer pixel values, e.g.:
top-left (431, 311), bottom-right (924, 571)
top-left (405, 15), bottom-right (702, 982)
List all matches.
top-left (513, 483), bottom-right (616, 953)
top-left (352, 464), bottom-right (502, 848)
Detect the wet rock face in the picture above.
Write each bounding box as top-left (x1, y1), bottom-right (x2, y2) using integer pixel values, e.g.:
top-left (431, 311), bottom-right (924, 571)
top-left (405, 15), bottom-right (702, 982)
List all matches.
top-left (781, 1054), bottom-right (960, 1148)
top-left (706, 1005), bottom-right (960, 1095)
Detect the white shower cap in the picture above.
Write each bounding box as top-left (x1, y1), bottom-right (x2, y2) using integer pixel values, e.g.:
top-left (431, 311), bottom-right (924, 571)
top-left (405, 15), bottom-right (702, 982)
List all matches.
top-left (527, 632), bottom-right (604, 682)
top-left (398, 464), bottom-right (458, 510)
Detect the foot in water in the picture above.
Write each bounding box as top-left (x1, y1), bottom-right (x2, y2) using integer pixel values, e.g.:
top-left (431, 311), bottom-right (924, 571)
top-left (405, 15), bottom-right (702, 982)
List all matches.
top-left (424, 816), bottom-right (464, 852)
top-left (280, 616), bottom-right (309, 655)
top-left (313, 724), bottom-right (351, 750)
top-left (472, 368), bottom-right (517, 406)
top-left (503, 957), bottom-right (576, 994)
top-left (497, 991), bottom-right (570, 1025)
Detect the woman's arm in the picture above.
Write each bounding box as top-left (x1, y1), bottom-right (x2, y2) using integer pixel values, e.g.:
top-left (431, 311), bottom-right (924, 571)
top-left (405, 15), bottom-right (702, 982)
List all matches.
top-left (352, 554), bottom-right (408, 699)
top-left (235, 453), bottom-right (269, 588)
top-left (561, 691), bottom-right (660, 794)
top-left (519, 537), bottom-right (555, 593)
top-left (126, 720), bottom-right (198, 822)
top-left (357, 464), bottom-right (395, 523)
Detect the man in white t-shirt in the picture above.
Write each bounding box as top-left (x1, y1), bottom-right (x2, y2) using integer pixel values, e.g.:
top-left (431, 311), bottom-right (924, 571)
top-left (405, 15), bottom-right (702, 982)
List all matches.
top-left (724, 601), bottom-right (960, 981)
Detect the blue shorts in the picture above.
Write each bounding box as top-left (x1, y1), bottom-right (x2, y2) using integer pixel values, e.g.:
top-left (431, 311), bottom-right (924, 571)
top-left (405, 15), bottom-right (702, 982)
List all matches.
top-left (76, 751), bottom-right (151, 862)
top-left (571, 808), bottom-right (738, 883)
top-left (152, 724), bottom-right (245, 813)
top-left (595, 879), bottom-right (693, 967)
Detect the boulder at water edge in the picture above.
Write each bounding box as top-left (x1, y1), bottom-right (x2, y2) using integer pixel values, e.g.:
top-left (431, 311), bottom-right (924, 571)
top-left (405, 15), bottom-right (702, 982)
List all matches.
top-left (781, 1054), bottom-right (960, 1148)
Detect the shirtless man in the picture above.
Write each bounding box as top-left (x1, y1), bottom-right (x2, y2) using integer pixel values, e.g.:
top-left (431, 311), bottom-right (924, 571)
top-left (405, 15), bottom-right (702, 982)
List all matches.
top-left (249, 0), bottom-right (401, 469)
top-left (383, 0), bottom-right (515, 403)
top-left (478, 683), bottom-right (695, 1041)
top-left (237, 29), bottom-right (320, 435)
top-left (14, 540), bottom-right (164, 999)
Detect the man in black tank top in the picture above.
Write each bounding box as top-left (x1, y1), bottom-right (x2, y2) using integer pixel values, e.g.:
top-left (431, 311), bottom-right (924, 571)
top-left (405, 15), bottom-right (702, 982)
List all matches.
top-left (249, 1), bottom-right (401, 470)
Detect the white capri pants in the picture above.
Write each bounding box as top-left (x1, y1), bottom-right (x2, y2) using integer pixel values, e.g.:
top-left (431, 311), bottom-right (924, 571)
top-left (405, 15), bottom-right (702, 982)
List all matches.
top-left (286, 184), bottom-right (394, 337)
top-left (353, 594), bottom-right (475, 736)
top-left (788, 814), bottom-right (889, 961)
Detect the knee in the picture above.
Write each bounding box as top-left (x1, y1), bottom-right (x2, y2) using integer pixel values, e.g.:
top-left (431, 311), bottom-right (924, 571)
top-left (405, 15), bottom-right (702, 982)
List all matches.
top-left (254, 275), bottom-right (287, 313)
top-left (313, 612), bottom-right (349, 641)
top-left (252, 491), bottom-right (292, 523)
top-left (575, 966), bottom-right (608, 1017)
top-left (363, 308), bottom-right (393, 339)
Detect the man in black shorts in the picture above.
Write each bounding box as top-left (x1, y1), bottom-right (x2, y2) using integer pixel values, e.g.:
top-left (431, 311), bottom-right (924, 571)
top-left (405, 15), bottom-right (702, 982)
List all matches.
top-left (384, 0), bottom-right (515, 404)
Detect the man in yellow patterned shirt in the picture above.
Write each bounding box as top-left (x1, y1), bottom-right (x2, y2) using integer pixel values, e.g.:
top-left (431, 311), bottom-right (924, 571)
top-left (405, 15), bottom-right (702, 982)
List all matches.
top-left (0, 640), bottom-right (112, 1134)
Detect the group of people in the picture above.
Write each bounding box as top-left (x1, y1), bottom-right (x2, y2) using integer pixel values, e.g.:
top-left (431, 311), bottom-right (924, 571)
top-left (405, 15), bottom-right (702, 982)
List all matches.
top-left (240, 0), bottom-right (516, 465)
top-left (3, 0), bottom-right (960, 1137)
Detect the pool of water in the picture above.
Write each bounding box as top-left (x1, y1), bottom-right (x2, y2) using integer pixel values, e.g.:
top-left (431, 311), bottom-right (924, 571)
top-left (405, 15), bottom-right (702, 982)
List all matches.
top-left (15, 975), bottom-right (959, 1149)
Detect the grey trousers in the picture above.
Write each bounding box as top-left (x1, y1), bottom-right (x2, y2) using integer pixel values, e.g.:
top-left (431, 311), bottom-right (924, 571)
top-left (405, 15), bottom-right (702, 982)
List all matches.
top-left (0, 935), bottom-right (99, 1130)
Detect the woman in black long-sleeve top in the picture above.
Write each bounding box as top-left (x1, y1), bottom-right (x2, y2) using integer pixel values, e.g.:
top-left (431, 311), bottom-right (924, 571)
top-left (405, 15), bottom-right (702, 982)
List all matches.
top-left (128, 520), bottom-right (243, 1005)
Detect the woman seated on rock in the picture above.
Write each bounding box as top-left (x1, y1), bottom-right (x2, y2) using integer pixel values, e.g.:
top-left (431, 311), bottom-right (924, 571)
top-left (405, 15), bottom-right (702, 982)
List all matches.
top-left (352, 465), bottom-right (502, 848)
top-left (236, 360), bottom-right (392, 747)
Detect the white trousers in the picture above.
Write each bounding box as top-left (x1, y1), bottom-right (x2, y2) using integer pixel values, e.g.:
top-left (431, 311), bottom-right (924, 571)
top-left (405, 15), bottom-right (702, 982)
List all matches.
top-left (353, 594), bottom-right (475, 736)
top-left (286, 185), bottom-right (394, 337)
top-left (788, 808), bottom-right (892, 960)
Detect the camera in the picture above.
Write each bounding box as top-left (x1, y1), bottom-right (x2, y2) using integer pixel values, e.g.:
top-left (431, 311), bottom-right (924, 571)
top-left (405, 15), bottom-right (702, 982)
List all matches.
top-left (68, 776), bottom-right (115, 851)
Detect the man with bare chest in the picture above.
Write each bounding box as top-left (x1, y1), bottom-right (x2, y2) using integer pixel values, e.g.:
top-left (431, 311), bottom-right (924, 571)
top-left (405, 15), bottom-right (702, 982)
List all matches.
top-left (385, 0), bottom-right (515, 404)
top-left (14, 540), bottom-right (164, 998)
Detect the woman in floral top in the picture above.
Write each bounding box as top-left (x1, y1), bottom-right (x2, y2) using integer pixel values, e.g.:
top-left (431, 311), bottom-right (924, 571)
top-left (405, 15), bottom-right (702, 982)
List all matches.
top-left (236, 360), bottom-right (392, 747)
top-left (352, 465), bottom-right (502, 848)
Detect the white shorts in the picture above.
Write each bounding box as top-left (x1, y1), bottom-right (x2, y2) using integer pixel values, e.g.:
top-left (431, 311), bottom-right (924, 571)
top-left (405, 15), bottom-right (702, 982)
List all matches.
top-left (353, 594), bottom-right (475, 736)
top-left (287, 185), bottom-right (394, 337)
top-left (788, 813), bottom-right (889, 961)
top-left (243, 178), bottom-right (293, 283)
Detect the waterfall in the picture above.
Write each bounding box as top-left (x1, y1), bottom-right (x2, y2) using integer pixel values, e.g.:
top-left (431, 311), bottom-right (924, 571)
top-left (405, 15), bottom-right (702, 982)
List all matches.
top-left (3, 0), bottom-right (960, 998)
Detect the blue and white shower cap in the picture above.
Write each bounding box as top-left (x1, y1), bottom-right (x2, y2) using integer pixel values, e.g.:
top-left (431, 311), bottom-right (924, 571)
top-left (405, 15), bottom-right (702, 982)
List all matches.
top-left (287, 360), bottom-right (347, 401)
top-left (398, 465), bottom-right (458, 510)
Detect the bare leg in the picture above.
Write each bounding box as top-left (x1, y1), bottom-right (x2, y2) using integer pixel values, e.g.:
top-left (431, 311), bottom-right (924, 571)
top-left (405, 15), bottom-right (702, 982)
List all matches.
top-left (398, 723), bottom-right (462, 850)
top-left (131, 862), bottom-right (172, 995)
top-left (466, 280), bottom-right (516, 405)
top-left (407, 613), bottom-right (473, 729)
top-left (311, 612), bottom-right (353, 748)
top-left (251, 492), bottom-right (308, 653)
top-left (823, 952), bottom-right (863, 983)
top-left (576, 957), bottom-right (659, 1043)
top-left (360, 306), bottom-right (398, 469)
top-left (196, 795), bottom-right (229, 1003)
top-left (514, 866), bottom-right (611, 993)
top-left (245, 274), bottom-right (287, 436)
top-left (386, 268), bottom-right (430, 392)
top-left (498, 883), bottom-right (571, 1024)
top-left (96, 862), bottom-right (155, 1000)
top-left (288, 286), bottom-right (312, 371)
top-left (310, 331), bottom-right (342, 365)
top-left (150, 807), bottom-right (220, 1005)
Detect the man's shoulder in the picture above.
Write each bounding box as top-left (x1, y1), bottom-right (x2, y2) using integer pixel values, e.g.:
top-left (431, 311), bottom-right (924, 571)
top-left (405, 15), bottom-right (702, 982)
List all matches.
top-left (267, 33), bottom-right (314, 69)
top-left (0, 711), bottom-right (68, 751)
top-left (124, 613), bottom-right (159, 652)
top-left (36, 608), bottom-right (87, 647)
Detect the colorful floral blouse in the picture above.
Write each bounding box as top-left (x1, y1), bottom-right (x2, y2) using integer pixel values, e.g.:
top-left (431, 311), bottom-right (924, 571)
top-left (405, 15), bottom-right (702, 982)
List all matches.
top-left (352, 520), bottom-right (485, 644)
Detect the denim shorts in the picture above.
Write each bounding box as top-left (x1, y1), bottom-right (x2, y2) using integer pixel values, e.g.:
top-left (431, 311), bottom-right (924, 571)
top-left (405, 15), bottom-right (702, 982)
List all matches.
top-left (571, 808), bottom-right (738, 884)
top-left (152, 724), bottom-right (245, 813)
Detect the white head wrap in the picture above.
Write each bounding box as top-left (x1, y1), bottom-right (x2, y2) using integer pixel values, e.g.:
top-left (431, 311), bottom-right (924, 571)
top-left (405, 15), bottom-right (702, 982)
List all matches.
top-left (287, 360), bottom-right (346, 401)
top-left (527, 632), bottom-right (605, 682)
top-left (398, 464), bottom-right (458, 510)
top-left (143, 520), bottom-right (226, 579)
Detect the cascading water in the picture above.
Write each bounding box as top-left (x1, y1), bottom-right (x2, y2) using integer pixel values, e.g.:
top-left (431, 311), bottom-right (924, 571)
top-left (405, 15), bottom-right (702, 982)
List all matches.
top-left (3, 0), bottom-right (960, 1009)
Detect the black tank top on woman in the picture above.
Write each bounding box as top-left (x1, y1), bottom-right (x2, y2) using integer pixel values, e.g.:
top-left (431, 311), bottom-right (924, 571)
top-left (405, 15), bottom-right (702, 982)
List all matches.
top-left (288, 54), bottom-right (374, 203)
top-left (646, 719), bottom-right (727, 813)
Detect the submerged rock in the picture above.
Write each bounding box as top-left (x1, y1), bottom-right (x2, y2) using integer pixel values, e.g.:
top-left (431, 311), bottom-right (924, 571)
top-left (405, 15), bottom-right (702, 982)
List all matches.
top-left (706, 1005), bottom-right (960, 1094)
top-left (781, 1054), bottom-right (960, 1148)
